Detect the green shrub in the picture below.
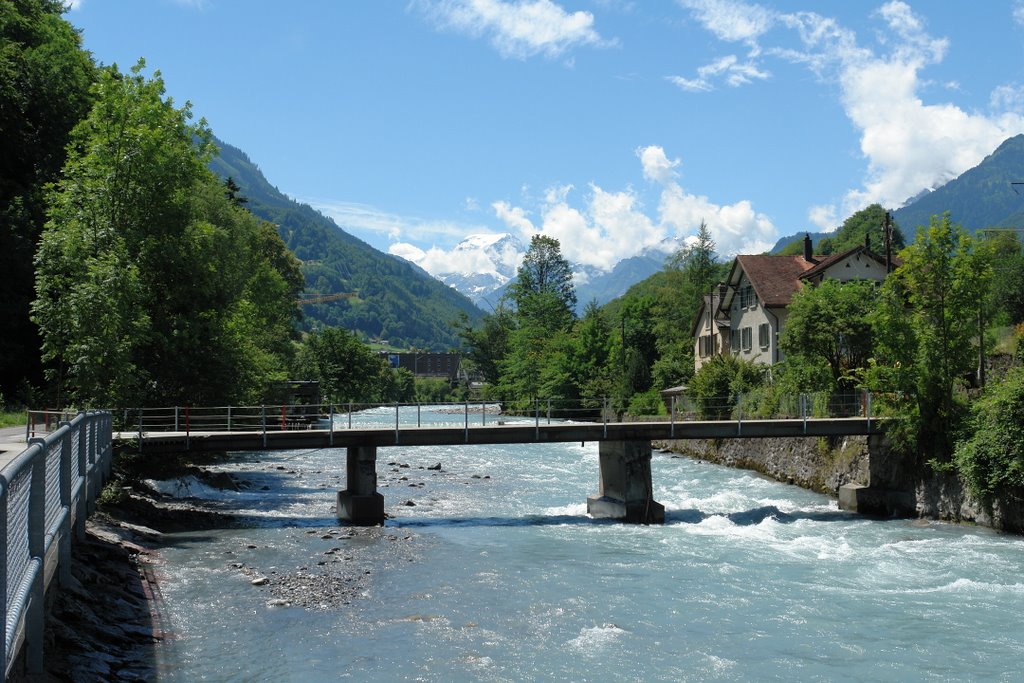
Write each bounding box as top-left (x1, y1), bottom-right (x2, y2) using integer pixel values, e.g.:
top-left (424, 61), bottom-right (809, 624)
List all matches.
top-left (954, 366), bottom-right (1024, 506)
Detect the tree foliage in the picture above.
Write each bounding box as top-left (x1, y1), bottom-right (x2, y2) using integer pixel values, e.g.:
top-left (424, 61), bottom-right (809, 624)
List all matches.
top-left (779, 204), bottom-right (906, 257)
top-left (866, 213), bottom-right (992, 460)
top-left (510, 235), bottom-right (577, 321)
top-left (33, 62), bottom-right (301, 407)
top-left (292, 327), bottom-right (411, 404)
top-left (954, 366), bottom-right (1024, 507)
top-left (0, 0), bottom-right (96, 402)
top-left (779, 279), bottom-right (877, 392)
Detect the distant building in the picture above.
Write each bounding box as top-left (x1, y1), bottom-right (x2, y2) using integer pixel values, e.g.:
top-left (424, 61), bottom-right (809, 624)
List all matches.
top-left (693, 234), bottom-right (893, 372)
top-left (382, 352), bottom-right (462, 381)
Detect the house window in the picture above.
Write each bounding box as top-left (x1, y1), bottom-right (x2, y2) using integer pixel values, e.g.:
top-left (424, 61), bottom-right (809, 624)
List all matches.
top-left (758, 323), bottom-right (770, 349)
top-left (740, 284), bottom-right (757, 309)
top-left (731, 329), bottom-right (740, 351)
top-left (699, 334), bottom-right (715, 358)
top-left (741, 326), bottom-right (752, 352)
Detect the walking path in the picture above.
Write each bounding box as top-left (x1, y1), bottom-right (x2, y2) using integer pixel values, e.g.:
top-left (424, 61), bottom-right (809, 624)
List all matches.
top-left (0, 424), bottom-right (27, 470)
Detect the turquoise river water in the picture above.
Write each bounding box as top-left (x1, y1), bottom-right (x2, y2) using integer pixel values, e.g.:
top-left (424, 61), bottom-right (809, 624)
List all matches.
top-left (149, 407), bottom-right (1024, 681)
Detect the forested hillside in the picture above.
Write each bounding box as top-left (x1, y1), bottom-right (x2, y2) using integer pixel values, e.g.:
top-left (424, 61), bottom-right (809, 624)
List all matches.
top-left (892, 134), bottom-right (1024, 233)
top-left (209, 140), bottom-right (483, 350)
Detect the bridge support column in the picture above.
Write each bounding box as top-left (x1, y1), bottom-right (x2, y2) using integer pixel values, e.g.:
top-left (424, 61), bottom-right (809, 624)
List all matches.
top-left (337, 446), bottom-right (385, 525)
top-left (587, 440), bottom-right (665, 524)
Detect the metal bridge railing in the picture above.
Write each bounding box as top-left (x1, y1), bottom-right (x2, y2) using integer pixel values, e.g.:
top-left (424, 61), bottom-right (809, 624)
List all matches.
top-left (90, 390), bottom-right (880, 441)
top-left (1, 411), bottom-right (112, 679)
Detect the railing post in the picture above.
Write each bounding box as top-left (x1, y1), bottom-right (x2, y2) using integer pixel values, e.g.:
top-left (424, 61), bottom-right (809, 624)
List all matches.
top-left (801, 393), bottom-right (807, 434)
top-left (261, 405), bottom-right (267, 448)
top-left (137, 408), bottom-right (143, 453)
top-left (737, 393), bottom-right (742, 437)
top-left (329, 405), bottom-right (335, 447)
top-left (464, 399), bottom-right (469, 443)
top-left (670, 395), bottom-right (676, 439)
top-left (395, 402), bottom-right (400, 444)
top-left (603, 397), bottom-right (608, 439)
top-left (174, 406), bottom-right (180, 432)
top-left (866, 390), bottom-right (872, 430)
top-left (535, 399), bottom-right (540, 441)
top-left (185, 406), bottom-right (190, 451)
top-left (547, 398), bottom-right (552, 425)
top-left (348, 403), bottom-right (352, 430)
top-left (58, 425), bottom-right (73, 585)
top-left (481, 401), bottom-right (486, 427)
top-left (26, 447), bottom-right (46, 673)
top-left (228, 405), bottom-right (233, 432)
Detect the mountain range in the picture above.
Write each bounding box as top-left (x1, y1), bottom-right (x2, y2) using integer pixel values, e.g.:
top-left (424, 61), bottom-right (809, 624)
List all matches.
top-left (773, 134), bottom-right (1024, 253)
top-left (211, 132), bottom-right (1024, 350)
top-left (208, 138), bottom-right (483, 351)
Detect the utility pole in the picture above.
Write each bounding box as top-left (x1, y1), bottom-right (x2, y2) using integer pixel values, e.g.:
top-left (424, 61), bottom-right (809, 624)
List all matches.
top-left (883, 210), bottom-right (893, 273)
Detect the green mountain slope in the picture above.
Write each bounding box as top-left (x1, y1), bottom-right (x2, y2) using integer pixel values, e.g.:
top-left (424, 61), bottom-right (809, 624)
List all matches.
top-left (892, 134), bottom-right (1024, 233)
top-left (209, 138), bottom-right (483, 350)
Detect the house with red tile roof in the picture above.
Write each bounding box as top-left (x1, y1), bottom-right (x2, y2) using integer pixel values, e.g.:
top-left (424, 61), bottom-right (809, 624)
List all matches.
top-left (693, 234), bottom-right (892, 372)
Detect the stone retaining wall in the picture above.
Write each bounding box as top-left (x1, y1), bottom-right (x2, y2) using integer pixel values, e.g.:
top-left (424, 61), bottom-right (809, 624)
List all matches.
top-left (654, 435), bottom-right (870, 496)
top-left (656, 436), bottom-right (1024, 533)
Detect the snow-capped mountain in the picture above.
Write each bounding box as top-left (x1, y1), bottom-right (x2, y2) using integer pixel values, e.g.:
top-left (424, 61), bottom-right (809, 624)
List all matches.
top-left (398, 233), bottom-right (525, 306)
top-left (396, 232), bottom-right (683, 310)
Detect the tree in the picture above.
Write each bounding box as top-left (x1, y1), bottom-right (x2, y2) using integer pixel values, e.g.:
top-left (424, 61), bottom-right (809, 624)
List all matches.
top-left (456, 305), bottom-right (514, 387)
top-left (292, 327), bottom-right (395, 403)
top-left (33, 61), bottom-right (301, 407)
top-left (867, 213), bottom-right (992, 460)
top-left (668, 219), bottom-right (717, 295)
top-left (779, 279), bottom-right (877, 392)
top-left (981, 230), bottom-right (1024, 325)
top-left (510, 235), bottom-right (577, 322)
top-left (0, 0), bottom-right (95, 403)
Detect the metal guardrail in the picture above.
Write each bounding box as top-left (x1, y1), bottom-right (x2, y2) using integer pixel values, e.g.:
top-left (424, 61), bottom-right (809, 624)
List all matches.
top-left (33, 391), bottom-right (878, 443)
top-left (1, 411), bottom-right (112, 679)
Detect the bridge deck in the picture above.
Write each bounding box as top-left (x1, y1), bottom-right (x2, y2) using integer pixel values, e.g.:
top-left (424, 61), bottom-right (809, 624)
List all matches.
top-left (115, 417), bottom-right (880, 453)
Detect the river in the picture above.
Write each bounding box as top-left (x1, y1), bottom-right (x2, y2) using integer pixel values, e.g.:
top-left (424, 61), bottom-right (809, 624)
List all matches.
top-left (149, 406), bottom-right (1024, 681)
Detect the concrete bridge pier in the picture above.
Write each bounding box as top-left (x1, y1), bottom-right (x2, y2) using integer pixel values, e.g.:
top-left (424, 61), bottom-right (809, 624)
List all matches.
top-left (337, 446), bottom-right (385, 525)
top-left (587, 440), bottom-right (665, 524)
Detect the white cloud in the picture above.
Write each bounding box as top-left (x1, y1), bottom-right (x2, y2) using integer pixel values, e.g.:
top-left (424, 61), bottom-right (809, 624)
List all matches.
top-left (306, 197), bottom-right (480, 243)
top-left (417, 0), bottom-right (612, 59)
top-left (658, 184), bottom-right (775, 256)
top-left (65, 0), bottom-right (83, 8)
top-left (637, 145), bottom-right (680, 184)
top-left (385, 143), bottom-right (779, 283)
top-left (1016, 0), bottom-right (1024, 27)
top-left (678, 0), bottom-right (774, 45)
top-left (808, 205), bottom-right (838, 231)
top-left (669, 0), bottom-right (774, 91)
top-left (685, 1), bottom-right (1024, 222)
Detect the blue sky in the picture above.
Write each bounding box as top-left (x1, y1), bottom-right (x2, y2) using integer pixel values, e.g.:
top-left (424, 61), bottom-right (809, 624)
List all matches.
top-left (67, 1), bottom-right (1024, 277)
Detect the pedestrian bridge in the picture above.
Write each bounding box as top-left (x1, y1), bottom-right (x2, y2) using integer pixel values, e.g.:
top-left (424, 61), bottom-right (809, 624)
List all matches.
top-left (91, 396), bottom-right (884, 527)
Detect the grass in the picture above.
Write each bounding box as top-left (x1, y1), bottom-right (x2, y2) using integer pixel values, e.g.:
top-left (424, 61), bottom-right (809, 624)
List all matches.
top-left (0, 410), bottom-right (27, 428)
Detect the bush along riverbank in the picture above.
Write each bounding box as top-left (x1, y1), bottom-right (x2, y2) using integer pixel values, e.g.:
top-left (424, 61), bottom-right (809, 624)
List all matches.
top-left (655, 435), bottom-right (1024, 533)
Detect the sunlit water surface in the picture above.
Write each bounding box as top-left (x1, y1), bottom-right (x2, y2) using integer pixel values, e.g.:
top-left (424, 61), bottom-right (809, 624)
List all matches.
top-left (151, 407), bottom-right (1024, 681)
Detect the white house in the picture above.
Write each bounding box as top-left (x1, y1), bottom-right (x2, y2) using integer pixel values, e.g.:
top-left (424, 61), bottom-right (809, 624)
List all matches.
top-left (693, 235), bottom-right (893, 372)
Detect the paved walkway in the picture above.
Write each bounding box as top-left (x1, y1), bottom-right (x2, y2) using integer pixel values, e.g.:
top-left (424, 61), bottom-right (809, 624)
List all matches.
top-left (0, 425), bottom-right (28, 470)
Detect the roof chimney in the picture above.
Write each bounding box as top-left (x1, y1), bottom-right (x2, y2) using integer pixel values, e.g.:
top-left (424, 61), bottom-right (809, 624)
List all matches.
top-left (803, 233), bottom-right (813, 261)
